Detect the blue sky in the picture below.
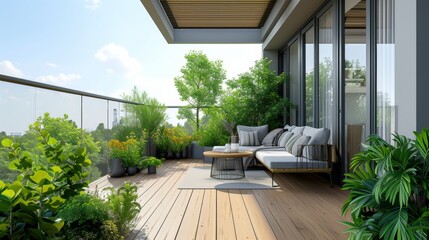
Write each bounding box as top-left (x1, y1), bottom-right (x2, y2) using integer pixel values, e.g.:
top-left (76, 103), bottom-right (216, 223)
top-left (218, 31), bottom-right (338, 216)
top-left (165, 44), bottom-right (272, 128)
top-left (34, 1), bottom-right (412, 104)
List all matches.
top-left (0, 0), bottom-right (262, 133)
top-left (0, 0), bottom-right (261, 105)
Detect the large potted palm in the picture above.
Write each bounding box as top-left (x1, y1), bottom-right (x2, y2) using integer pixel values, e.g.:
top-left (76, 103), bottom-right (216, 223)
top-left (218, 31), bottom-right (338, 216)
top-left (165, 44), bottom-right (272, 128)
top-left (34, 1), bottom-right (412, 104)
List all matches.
top-left (342, 129), bottom-right (429, 239)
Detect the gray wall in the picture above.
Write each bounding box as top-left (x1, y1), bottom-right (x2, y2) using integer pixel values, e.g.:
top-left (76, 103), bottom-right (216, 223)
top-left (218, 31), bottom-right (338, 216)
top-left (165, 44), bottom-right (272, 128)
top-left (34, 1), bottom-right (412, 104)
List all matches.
top-left (417, 0), bottom-right (429, 131)
top-left (395, 0), bottom-right (416, 138)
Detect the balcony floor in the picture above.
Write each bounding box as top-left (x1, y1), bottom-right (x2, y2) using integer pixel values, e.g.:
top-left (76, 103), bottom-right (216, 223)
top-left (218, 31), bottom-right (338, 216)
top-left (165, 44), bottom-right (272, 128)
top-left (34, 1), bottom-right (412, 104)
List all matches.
top-left (89, 159), bottom-right (349, 240)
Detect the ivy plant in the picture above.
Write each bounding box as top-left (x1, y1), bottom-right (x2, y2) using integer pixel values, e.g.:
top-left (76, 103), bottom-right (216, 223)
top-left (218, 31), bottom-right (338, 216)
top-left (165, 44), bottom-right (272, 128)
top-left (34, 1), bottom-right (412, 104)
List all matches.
top-left (342, 129), bottom-right (429, 240)
top-left (0, 122), bottom-right (91, 239)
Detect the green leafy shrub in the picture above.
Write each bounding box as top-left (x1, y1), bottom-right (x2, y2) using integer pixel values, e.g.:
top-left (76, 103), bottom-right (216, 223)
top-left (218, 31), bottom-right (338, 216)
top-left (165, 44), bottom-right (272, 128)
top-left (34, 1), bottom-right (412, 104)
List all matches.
top-left (58, 193), bottom-right (110, 240)
top-left (58, 193), bottom-right (109, 226)
top-left (153, 125), bottom-right (170, 154)
top-left (101, 220), bottom-right (123, 240)
top-left (0, 122), bottom-right (91, 239)
top-left (342, 129), bottom-right (429, 239)
top-left (197, 108), bottom-right (229, 146)
top-left (140, 156), bottom-right (163, 169)
top-left (106, 182), bottom-right (141, 236)
top-left (165, 126), bottom-right (193, 154)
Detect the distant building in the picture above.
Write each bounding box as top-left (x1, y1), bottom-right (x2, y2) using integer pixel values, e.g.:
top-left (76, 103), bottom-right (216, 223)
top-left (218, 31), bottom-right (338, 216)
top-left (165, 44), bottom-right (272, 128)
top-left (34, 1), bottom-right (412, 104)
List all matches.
top-left (9, 132), bottom-right (22, 137)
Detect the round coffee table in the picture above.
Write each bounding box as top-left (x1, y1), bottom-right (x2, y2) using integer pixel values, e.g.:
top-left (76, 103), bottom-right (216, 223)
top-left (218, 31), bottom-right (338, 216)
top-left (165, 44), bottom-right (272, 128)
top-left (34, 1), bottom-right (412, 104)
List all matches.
top-left (203, 151), bottom-right (253, 180)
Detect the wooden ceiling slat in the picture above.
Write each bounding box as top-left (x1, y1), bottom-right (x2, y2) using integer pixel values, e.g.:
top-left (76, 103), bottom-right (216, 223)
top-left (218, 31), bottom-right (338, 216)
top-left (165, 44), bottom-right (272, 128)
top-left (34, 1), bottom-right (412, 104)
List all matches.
top-left (160, 0), bottom-right (276, 28)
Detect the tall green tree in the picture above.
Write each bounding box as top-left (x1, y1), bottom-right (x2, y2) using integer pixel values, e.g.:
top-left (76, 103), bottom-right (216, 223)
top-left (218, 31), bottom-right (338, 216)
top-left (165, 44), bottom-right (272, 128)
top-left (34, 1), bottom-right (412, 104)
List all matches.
top-left (221, 58), bottom-right (292, 129)
top-left (123, 87), bottom-right (167, 137)
top-left (174, 51), bottom-right (226, 132)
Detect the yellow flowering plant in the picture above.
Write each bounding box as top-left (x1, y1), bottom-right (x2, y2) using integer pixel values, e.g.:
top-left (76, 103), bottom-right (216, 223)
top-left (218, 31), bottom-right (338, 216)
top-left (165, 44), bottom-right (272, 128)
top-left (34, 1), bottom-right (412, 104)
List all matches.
top-left (108, 132), bottom-right (142, 167)
top-left (165, 127), bottom-right (193, 154)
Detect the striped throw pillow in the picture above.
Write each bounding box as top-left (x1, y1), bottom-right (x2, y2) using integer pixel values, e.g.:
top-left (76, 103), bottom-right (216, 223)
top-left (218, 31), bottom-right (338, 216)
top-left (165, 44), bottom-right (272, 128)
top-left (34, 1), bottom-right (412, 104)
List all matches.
top-left (239, 131), bottom-right (260, 146)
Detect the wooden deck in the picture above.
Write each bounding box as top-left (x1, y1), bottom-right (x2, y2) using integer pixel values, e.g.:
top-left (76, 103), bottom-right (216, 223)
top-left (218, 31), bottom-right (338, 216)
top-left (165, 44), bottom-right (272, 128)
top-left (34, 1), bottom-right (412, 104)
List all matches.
top-left (89, 159), bottom-right (349, 240)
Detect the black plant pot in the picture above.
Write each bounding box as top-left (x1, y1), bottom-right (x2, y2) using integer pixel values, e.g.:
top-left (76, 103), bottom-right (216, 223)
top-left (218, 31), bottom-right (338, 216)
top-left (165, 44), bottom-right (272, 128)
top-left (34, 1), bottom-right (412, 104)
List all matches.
top-left (109, 158), bottom-right (125, 178)
top-left (148, 165), bottom-right (157, 174)
top-left (126, 166), bottom-right (138, 176)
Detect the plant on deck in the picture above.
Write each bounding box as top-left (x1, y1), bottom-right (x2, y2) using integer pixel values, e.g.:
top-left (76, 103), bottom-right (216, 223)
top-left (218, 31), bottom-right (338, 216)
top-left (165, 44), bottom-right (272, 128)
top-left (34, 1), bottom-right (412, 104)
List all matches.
top-left (106, 182), bottom-right (141, 236)
top-left (342, 129), bottom-right (429, 239)
top-left (0, 122), bottom-right (91, 239)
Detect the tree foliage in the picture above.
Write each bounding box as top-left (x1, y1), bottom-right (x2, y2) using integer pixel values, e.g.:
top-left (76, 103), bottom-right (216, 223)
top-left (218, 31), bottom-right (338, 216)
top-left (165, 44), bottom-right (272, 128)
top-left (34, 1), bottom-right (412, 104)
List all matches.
top-left (342, 130), bottom-right (429, 240)
top-left (123, 86), bottom-right (167, 137)
top-left (0, 113), bottom-right (101, 182)
top-left (174, 51), bottom-right (226, 132)
top-left (221, 58), bottom-right (292, 129)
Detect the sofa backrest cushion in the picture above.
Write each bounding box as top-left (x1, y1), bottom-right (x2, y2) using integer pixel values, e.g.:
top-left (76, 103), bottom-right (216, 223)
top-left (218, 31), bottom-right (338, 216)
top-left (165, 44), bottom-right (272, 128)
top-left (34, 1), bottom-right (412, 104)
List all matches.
top-left (262, 128), bottom-right (284, 146)
top-left (278, 132), bottom-right (294, 147)
top-left (303, 126), bottom-right (330, 145)
top-left (237, 125), bottom-right (268, 144)
top-left (291, 126), bottom-right (305, 135)
top-left (284, 124), bottom-right (296, 132)
top-left (285, 134), bottom-right (302, 152)
top-left (291, 136), bottom-right (311, 156)
top-left (239, 131), bottom-right (260, 146)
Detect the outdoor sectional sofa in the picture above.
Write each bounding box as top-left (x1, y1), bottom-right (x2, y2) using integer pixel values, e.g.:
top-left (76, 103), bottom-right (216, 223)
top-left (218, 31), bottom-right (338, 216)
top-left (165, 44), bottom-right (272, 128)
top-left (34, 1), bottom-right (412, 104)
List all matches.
top-left (213, 124), bottom-right (334, 187)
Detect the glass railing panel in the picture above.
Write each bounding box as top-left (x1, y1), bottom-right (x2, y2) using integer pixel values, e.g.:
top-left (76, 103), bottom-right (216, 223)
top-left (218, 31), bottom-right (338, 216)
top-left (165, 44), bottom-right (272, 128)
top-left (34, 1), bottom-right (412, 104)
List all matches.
top-left (0, 81), bottom-right (36, 136)
top-left (82, 96), bottom-right (108, 132)
top-left (35, 88), bottom-right (81, 128)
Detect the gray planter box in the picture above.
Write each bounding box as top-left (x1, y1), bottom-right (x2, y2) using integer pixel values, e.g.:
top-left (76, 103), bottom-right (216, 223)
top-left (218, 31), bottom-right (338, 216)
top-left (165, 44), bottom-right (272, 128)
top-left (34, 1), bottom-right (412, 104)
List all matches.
top-left (191, 141), bottom-right (204, 159)
top-left (203, 146), bottom-right (213, 163)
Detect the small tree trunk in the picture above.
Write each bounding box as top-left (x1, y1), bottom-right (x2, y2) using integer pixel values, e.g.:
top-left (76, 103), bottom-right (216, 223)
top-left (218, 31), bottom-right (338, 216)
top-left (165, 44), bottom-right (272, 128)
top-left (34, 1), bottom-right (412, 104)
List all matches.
top-left (196, 107), bottom-right (200, 132)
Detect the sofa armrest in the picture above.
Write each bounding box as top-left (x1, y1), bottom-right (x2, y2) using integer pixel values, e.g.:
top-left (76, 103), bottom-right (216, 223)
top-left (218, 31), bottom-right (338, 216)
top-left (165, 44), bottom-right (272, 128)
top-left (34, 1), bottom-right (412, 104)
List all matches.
top-left (300, 144), bottom-right (333, 167)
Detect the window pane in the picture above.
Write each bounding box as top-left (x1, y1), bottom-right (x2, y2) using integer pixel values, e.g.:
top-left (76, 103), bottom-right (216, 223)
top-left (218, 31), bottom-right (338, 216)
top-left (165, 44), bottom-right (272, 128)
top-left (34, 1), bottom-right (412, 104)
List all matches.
top-left (318, 7), bottom-right (334, 134)
top-left (345, 0), bottom-right (367, 171)
top-left (305, 27), bottom-right (314, 126)
top-left (377, 0), bottom-right (395, 143)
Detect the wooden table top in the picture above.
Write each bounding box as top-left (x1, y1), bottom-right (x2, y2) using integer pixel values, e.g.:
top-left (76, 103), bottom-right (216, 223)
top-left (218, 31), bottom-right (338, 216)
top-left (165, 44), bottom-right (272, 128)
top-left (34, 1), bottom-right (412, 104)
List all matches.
top-left (203, 150), bottom-right (253, 158)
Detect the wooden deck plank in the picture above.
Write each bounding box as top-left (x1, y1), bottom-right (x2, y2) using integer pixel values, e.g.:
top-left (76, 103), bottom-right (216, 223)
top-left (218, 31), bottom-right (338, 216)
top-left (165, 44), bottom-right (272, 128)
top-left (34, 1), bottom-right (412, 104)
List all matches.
top-left (195, 189), bottom-right (216, 240)
top-left (89, 159), bottom-right (349, 240)
top-left (217, 190), bottom-right (236, 240)
top-left (241, 190), bottom-right (277, 240)
top-left (252, 189), bottom-right (304, 240)
top-left (128, 160), bottom-right (195, 239)
top-left (176, 189), bottom-right (205, 239)
top-left (229, 190), bottom-right (257, 240)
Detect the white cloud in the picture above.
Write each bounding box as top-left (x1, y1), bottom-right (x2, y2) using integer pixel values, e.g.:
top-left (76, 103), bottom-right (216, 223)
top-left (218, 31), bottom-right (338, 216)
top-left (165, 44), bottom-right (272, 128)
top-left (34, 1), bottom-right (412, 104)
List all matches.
top-left (95, 43), bottom-right (142, 78)
top-left (46, 62), bottom-right (58, 68)
top-left (85, 0), bottom-right (101, 10)
top-left (35, 73), bottom-right (81, 86)
top-left (0, 60), bottom-right (24, 78)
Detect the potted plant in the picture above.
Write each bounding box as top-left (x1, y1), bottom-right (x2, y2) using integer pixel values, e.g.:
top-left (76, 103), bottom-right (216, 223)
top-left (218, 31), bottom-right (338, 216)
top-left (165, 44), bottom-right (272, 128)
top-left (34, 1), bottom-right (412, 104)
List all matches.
top-left (141, 156), bottom-right (163, 174)
top-left (108, 139), bottom-right (126, 178)
top-left (342, 129), bottom-right (429, 239)
top-left (153, 125), bottom-right (170, 158)
top-left (122, 134), bottom-right (141, 176)
top-left (166, 127), bottom-right (193, 159)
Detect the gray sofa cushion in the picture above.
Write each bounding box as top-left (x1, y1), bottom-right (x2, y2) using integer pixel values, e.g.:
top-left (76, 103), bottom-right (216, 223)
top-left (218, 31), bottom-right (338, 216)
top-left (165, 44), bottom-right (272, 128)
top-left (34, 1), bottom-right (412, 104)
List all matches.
top-left (239, 130), bottom-right (260, 146)
top-left (262, 128), bottom-right (284, 146)
top-left (283, 124), bottom-right (296, 132)
top-left (285, 134), bottom-right (302, 152)
top-left (291, 126), bottom-right (305, 135)
top-left (237, 125), bottom-right (268, 144)
top-left (303, 126), bottom-right (331, 145)
top-left (278, 132), bottom-right (294, 147)
top-left (255, 150), bottom-right (328, 169)
top-left (291, 135), bottom-right (311, 156)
